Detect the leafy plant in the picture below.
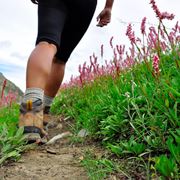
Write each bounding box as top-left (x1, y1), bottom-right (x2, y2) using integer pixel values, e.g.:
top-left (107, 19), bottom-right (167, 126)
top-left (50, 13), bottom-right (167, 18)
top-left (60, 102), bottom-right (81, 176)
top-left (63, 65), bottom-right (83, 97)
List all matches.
top-left (81, 151), bottom-right (122, 180)
top-left (0, 82), bottom-right (27, 165)
top-left (154, 155), bottom-right (178, 178)
top-left (0, 125), bottom-right (27, 165)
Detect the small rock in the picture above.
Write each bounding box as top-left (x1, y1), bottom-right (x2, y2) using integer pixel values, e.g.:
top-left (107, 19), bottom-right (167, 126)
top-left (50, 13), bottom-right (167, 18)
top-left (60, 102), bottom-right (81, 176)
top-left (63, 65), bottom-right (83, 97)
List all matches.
top-left (46, 132), bottom-right (72, 145)
top-left (46, 121), bottom-right (58, 129)
top-left (46, 148), bottom-right (57, 155)
top-left (77, 129), bottom-right (89, 137)
top-left (56, 123), bottom-right (63, 129)
top-left (63, 116), bottom-right (71, 121)
top-left (79, 156), bottom-right (84, 161)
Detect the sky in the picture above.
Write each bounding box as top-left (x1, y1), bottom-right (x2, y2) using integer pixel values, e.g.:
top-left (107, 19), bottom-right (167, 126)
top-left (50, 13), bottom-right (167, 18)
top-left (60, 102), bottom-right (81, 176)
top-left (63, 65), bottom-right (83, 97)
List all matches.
top-left (0, 0), bottom-right (179, 91)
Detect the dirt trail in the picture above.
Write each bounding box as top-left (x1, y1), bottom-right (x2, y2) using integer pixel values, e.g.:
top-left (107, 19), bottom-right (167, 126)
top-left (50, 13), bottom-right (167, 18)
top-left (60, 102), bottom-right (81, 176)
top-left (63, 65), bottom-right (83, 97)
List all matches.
top-left (0, 115), bottom-right (101, 180)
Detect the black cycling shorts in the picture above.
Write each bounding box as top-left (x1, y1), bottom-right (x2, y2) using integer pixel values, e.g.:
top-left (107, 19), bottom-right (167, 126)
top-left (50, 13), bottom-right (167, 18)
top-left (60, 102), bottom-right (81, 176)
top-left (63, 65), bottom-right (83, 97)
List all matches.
top-left (36, 0), bottom-right (97, 63)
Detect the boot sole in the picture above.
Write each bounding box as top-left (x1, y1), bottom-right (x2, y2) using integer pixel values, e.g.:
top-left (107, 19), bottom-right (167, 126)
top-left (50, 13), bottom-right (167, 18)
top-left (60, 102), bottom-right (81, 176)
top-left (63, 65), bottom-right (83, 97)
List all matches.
top-left (24, 133), bottom-right (47, 144)
top-left (24, 133), bottom-right (41, 144)
top-left (23, 126), bottom-right (47, 144)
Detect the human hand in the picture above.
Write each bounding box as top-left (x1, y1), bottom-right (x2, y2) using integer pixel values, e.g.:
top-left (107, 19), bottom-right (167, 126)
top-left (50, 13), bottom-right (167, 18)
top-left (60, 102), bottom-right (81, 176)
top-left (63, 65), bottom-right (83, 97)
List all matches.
top-left (96, 8), bottom-right (112, 27)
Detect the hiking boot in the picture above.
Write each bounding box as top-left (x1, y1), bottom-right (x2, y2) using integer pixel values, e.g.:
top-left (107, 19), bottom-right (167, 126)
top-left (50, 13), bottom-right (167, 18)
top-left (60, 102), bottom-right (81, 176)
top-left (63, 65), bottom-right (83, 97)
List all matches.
top-left (43, 106), bottom-right (52, 125)
top-left (19, 99), bottom-right (48, 144)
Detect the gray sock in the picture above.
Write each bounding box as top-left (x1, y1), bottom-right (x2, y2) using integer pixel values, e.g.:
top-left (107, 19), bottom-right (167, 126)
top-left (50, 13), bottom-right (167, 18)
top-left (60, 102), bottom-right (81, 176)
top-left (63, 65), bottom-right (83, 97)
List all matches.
top-left (22, 88), bottom-right (44, 103)
top-left (43, 95), bottom-right (54, 107)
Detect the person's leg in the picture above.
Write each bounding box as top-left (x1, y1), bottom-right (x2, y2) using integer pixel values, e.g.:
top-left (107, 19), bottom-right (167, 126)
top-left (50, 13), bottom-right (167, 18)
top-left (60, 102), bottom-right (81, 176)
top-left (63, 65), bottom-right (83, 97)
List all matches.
top-left (26, 42), bottom-right (57, 89)
top-left (44, 58), bottom-right (65, 98)
top-left (19, 0), bottom-right (68, 143)
top-left (19, 42), bottom-right (57, 142)
top-left (43, 58), bottom-right (65, 124)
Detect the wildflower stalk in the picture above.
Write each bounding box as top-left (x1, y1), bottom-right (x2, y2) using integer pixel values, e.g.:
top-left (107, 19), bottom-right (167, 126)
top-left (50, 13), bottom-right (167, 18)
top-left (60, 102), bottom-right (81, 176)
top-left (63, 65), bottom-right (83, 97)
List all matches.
top-left (1, 79), bottom-right (7, 100)
top-left (157, 22), bottom-right (162, 58)
top-left (150, 0), bottom-right (175, 51)
top-left (161, 22), bottom-right (175, 49)
top-left (163, 82), bottom-right (180, 97)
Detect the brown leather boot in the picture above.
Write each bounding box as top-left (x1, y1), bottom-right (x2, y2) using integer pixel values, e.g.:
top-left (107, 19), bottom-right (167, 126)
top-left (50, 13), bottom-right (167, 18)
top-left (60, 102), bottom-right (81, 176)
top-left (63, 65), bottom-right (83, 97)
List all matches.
top-left (19, 99), bottom-right (47, 144)
top-left (43, 106), bottom-right (52, 125)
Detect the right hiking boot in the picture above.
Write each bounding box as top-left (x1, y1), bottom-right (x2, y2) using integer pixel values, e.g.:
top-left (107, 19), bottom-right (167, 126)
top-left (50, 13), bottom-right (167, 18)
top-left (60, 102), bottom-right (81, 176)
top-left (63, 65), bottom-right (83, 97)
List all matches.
top-left (43, 106), bottom-right (52, 126)
top-left (19, 99), bottom-right (48, 144)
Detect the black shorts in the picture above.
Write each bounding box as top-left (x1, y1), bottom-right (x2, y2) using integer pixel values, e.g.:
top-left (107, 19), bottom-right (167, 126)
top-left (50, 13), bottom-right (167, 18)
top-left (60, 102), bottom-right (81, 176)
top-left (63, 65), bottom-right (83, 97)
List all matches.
top-left (36, 0), bottom-right (97, 63)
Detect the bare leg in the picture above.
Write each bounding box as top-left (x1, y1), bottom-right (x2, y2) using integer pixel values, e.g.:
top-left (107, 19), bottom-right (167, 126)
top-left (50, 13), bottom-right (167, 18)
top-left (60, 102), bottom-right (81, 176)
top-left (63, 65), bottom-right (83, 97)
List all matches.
top-left (26, 42), bottom-right (57, 89)
top-left (44, 58), bottom-right (66, 98)
top-left (19, 42), bottom-right (57, 141)
top-left (43, 58), bottom-right (65, 125)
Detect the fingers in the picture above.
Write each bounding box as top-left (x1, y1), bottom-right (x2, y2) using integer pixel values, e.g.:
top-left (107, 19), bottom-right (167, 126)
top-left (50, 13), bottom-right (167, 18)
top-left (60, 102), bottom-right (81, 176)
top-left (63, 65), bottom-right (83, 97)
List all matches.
top-left (97, 22), bottom-right (107, 27)
top-left (97, 19), bottom-right (111, 27)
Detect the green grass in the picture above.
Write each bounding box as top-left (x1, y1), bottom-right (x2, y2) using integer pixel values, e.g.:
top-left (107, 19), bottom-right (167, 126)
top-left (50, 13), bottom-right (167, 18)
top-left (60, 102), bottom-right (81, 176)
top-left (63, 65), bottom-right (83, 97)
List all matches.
top-left (81, 151), bottom-right (121, 180)
top-left (81, 149), bottom-right (152, 179)
top-left (51, 49), bottom-right (180, 179)
top-left (0, 104), bottom-right (28, 165)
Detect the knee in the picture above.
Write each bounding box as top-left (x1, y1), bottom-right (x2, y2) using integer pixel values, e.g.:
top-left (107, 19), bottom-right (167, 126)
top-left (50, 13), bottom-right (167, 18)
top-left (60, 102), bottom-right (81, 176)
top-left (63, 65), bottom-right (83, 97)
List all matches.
top-left (37, 41), bottom-right (57, 54)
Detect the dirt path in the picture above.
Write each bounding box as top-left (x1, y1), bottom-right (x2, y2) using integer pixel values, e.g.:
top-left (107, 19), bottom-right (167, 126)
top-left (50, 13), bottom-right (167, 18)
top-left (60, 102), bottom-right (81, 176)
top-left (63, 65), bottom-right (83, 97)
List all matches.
top-left (0, 115), bottom-right (101, 180)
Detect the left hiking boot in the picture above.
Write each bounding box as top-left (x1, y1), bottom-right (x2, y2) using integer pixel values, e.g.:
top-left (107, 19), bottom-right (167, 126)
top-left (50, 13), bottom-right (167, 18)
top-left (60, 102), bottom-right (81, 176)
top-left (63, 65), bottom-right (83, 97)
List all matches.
top-left (19, 99), bottom-right (48, 144)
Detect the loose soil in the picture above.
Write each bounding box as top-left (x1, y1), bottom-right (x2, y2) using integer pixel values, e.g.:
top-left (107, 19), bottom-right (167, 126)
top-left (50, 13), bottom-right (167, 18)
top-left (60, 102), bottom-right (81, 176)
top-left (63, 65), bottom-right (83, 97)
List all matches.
top-left (0, 115), bottom-right (104, 180)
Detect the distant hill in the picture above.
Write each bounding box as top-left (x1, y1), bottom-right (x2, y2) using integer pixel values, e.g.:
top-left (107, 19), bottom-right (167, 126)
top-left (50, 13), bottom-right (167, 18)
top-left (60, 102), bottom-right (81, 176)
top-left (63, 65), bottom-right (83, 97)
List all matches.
top-left (0, 72), bottom-right (23, 100)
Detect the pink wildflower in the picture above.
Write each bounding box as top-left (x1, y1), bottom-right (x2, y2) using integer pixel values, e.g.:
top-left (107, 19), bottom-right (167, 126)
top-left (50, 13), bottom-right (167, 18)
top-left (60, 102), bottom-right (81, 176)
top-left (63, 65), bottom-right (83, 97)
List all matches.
top-left (136, 37), bottom-right (142, 43)
top-left (160, 12), bottom-right (175, 21)
top-left (126, 24), bottom-right (136, 44)
top-left (129, 44), bottom-right (135, 59)
top-left (110, 36), bottom-right (114, 49)
top-left (78, 64), bottom-right (82, 74)
top-left (116, 45), bottom-right (125, 61)
top-left (0, 79), bottom-right (17, 107)
top-left (113, 48), bottom-right (118, 61)
top-left (160, 41), bottom-right (168, 52)
top-left (141, 17), bottom-right (147, 35)
top-left (150, 0), bottom-right (161, 19)
top-left (176, 35), bottom-right (180, 43)
top-left (153, 55), bottom-right (160, 75)
top-left (168, 31), bottom-right (175, 45)
top-left (150, 0), bottom-right (174, 21)
top-left (93, 53), bottom-right (97, 64)
top-left (1, 79), bottom-right (7, 99)
top-left (148, 27), bottom-right (158, 49)
top-left (101, 44), bottom-right (104, 58)
top-left (172, 21), bottom-right (179, 33)
top-left (159, 26), bottom-right (166, 40)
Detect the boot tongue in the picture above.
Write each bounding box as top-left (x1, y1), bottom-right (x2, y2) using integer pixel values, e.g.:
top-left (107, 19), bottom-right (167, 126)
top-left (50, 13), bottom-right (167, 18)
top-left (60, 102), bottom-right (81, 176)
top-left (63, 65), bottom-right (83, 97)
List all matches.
top-left (26, 100), bottom-right (33, 110)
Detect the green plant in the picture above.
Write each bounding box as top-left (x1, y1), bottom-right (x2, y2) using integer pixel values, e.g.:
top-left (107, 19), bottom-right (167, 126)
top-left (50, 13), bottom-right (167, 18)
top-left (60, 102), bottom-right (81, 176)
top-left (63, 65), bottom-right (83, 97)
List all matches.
top-left (0, 124), bottom-right (27, 165)
top-left (81, 151), bottom-right (122, 180)
top-left (154, 155), bottom-right (178, 178)
top-left (0, 104), bottom-right (29, 165)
